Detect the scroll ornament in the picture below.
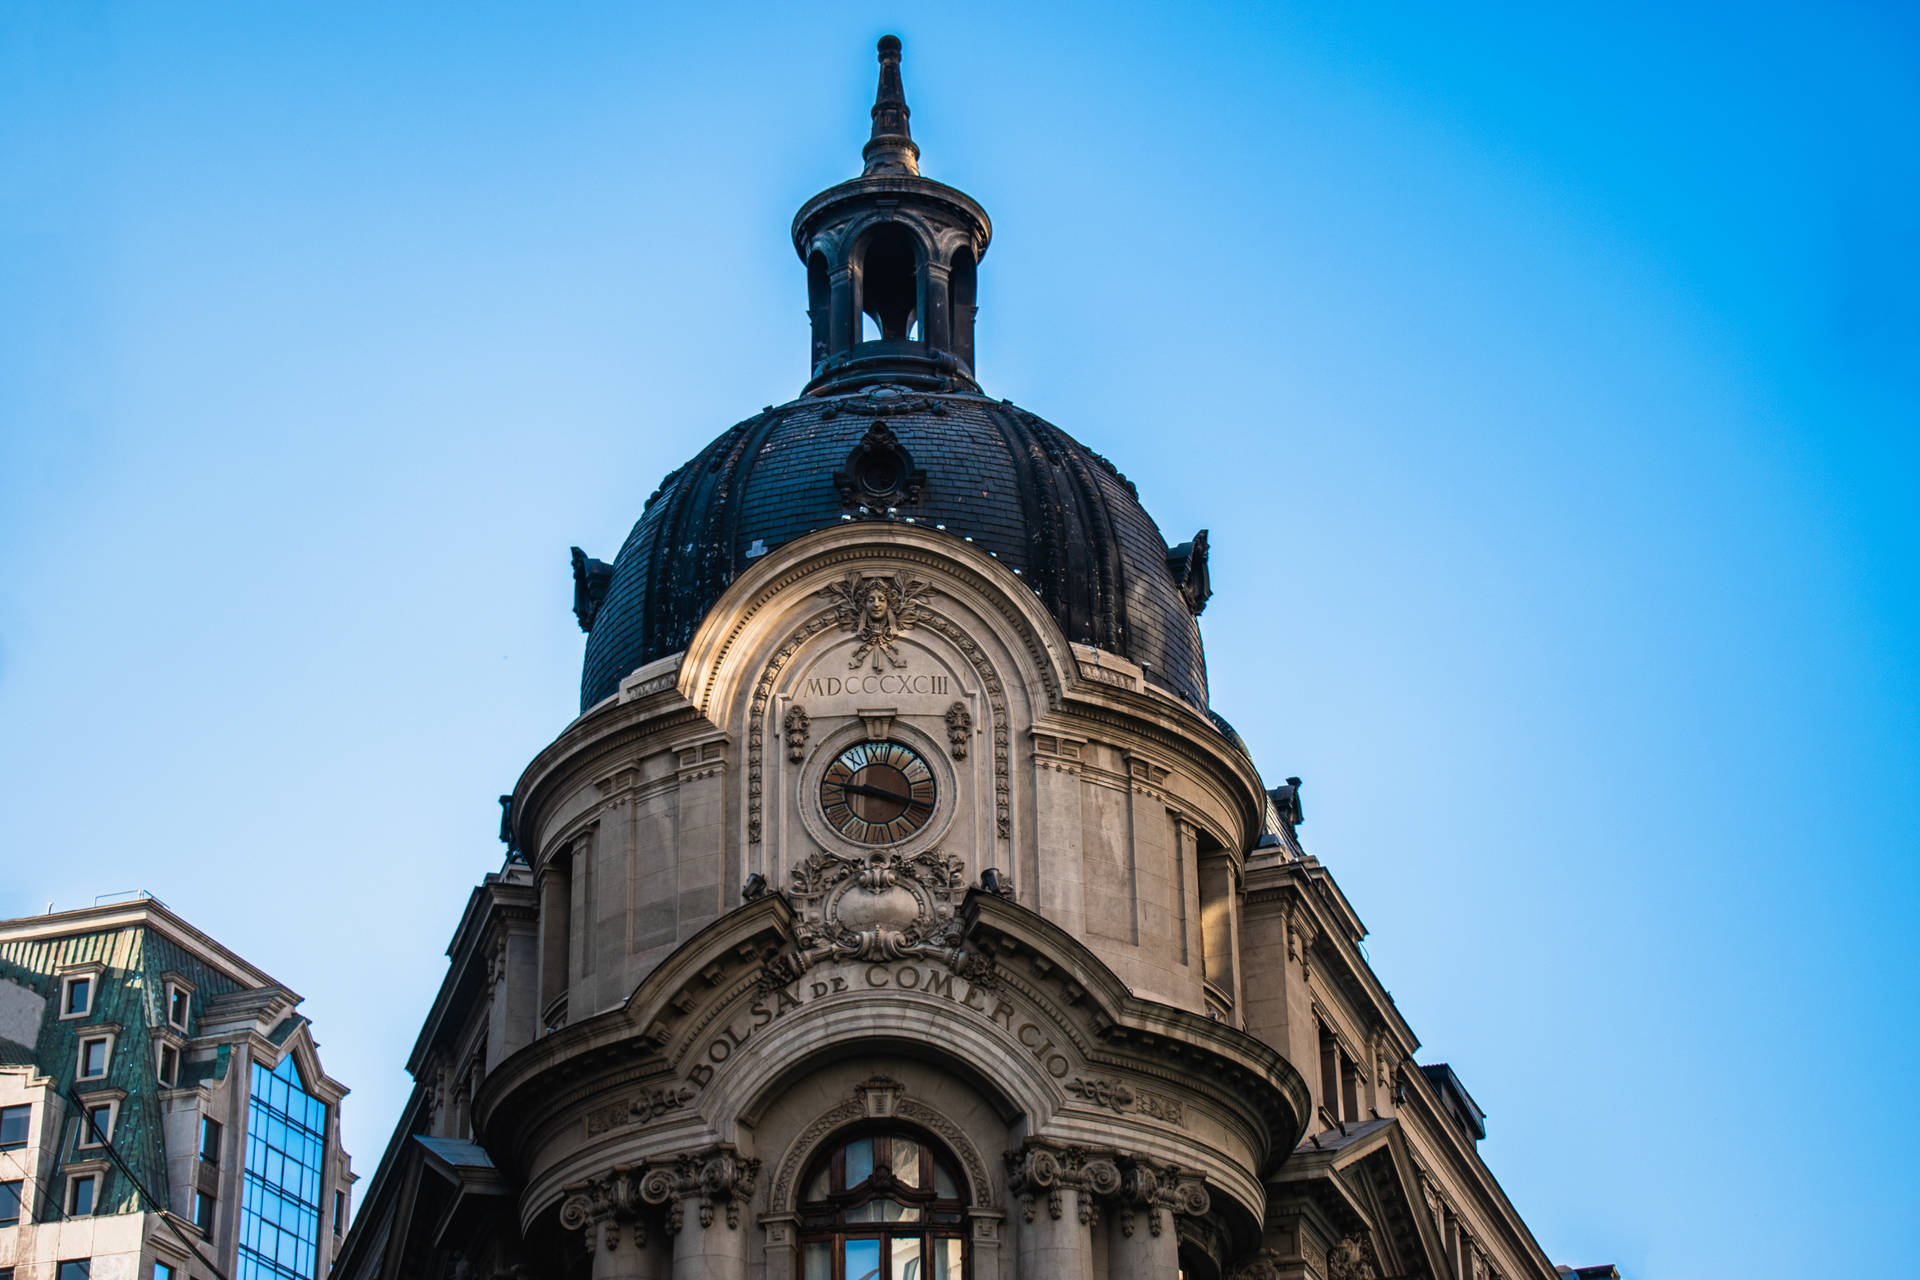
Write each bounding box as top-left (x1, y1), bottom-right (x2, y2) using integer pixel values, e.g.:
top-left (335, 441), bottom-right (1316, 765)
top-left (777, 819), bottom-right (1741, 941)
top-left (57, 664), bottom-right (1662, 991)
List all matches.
top-left (557, 1145), bottom-right (762, 1246)
top-left (1004, 1142), bottom-right (1208, 1235)
top-left (760, 848), bottom-right (994, 989)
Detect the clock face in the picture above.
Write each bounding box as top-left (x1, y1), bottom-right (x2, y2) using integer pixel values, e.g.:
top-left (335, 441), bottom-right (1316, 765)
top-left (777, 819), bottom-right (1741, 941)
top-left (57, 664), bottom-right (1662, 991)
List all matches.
top-left (819, 741), bottom-right (937, 845)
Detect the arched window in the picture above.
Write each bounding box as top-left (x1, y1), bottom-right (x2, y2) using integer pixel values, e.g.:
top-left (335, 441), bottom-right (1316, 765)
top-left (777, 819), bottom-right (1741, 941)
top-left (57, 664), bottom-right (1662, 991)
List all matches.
top-left (798, 1128), bottom-right (966, 1280)
top-left (856, 223), bottom-right (921, 343)
top-left (948, 247), bottom-right (977, 370)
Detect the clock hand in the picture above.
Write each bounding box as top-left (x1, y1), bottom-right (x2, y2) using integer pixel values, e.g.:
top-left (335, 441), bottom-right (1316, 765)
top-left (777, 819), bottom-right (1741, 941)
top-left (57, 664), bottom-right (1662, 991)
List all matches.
top-left (842, 780), bottom-right (916, 806)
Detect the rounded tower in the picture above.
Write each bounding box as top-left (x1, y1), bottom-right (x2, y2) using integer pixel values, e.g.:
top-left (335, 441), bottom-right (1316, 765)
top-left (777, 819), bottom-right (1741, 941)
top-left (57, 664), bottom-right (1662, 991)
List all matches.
top-left (479, 38), bottom-right (1306, 1280)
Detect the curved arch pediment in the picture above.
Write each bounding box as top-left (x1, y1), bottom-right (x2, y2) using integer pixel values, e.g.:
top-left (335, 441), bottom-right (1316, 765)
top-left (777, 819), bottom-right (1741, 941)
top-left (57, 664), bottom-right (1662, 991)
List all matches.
top-left (674, 523), bottom-right (1077, 724)
top-left (476, 878), bottom-right (1312, 1231)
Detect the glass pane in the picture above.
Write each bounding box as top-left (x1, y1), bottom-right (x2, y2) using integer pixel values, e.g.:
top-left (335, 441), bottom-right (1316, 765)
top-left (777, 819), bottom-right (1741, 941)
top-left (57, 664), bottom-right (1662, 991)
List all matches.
top-left (844, 1237), bottom-right (882, 1280)
top-left (845, 1137), bottom-right (874, 1187)
top-left (805, 1164), bottom-right (830, 1202)
top-left (931, 1237), bottom-right (963, 1280)
top-left (933, 1163), bottom-right (958, 1199)
top-left (0, 1105), bottom-right (28, 1146)
top-left (891, 1138), bottom-right (921, 1188)
top-left (803, 1242), bottom-right (832, 1280)
top-left (847, 1199), bottom-right (921, 1223)
top-left (892, 1236), bottom-right (923, 1280)
top-left (72, 1177), bottom-right (95, 1215)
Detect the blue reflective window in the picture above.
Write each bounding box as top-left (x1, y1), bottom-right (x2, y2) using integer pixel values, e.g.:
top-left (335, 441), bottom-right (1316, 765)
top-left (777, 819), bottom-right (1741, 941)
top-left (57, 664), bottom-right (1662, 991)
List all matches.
top-left (238, 1056), bottom-right (326, 1280)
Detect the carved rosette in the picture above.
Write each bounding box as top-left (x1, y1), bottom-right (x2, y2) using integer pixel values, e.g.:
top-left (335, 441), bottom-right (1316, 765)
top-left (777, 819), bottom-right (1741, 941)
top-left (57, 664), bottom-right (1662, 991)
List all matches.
top-left (1004, 1141), bottom-right (1208, 1234)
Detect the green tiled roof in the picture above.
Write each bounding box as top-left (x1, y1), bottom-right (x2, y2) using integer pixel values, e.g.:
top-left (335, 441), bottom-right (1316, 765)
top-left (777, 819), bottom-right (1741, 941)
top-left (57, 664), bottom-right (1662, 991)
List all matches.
top-left (0, 922), bottom-right (251, 1218)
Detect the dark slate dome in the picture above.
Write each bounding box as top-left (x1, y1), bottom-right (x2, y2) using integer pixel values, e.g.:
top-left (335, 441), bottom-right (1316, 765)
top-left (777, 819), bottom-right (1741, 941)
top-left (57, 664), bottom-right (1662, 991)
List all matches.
top-left (576, 387), bottom-right (1212, 712)
top-left (572, 38), bottom-right (1213, 713)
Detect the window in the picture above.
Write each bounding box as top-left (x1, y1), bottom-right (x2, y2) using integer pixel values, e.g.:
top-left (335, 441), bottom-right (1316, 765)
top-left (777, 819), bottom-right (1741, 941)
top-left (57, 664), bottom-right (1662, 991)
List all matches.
top-left (61, 975), bottom-right (93, 1018)
top-left (200, 1115), bottom-right (222, 1163)
top-left (59, 1264), bottom-right (90, 1280)
top-left (158, 1043), bottom-right (180, 1087)
top-left (67, 1173), bottom-right (98, 1216)
top-left (78, 1035), bottom-right (111, 1080)
top-left (193, 1189), bottom-right (215, 1235)
top-left (798, 1128), bottom-right (966, 1280)
top-left (78, 1101), bottom-right (115, 1148)
top-left (0, 1104), bottom-right (28, 1149)
top-left (154, 1265), bottom-right (176, 1280)
top-left (167, 983), bottom-right (191, 1031)
top-left (333, 1188), bottom-right (346, 1234)
top-left (239, 1055), bottom-right (327, 1280)
top-left (1, 1178), bottom-right (22, 1226)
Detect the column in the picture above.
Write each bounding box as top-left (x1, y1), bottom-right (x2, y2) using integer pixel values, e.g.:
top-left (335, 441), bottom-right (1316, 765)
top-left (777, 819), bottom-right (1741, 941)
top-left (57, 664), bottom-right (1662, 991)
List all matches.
top-left (641, 1146), bottom-right (759, 1280)
top-left (559, 1171), bottom-right (667, 1280)
top-left (1110, 1158), bottom-right (1196, 1280)
top-left (1007, 1144), bottom-right (1094, 1280)
top-left (536, 859), bottom-right (572, 1030)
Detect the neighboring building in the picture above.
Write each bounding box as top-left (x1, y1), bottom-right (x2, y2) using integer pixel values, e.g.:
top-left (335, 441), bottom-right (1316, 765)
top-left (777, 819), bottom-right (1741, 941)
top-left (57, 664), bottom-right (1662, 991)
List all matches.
top-left (336, 37), bottom-right (1614, 1280)
top-left (0, 895), bottom-right (353, 1280)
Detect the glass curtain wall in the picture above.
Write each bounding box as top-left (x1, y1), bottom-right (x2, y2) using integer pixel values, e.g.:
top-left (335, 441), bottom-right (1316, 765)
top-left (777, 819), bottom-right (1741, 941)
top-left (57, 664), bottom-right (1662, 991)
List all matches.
top-left (238, 1055), bottom-right (327, 1280)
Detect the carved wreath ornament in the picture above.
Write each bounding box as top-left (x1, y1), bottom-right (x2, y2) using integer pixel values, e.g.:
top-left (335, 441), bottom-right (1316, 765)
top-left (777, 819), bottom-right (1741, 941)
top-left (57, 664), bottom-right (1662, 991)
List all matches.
top-left (761, 848), bottom-right (993, 990)
top-left (818, 571), bottom-right (932, 671)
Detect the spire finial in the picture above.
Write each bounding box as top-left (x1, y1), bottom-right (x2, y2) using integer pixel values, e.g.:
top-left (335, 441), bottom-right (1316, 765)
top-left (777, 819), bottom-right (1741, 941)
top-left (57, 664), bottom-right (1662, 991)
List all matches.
top-left (863, 34), bottom-right (920, 177)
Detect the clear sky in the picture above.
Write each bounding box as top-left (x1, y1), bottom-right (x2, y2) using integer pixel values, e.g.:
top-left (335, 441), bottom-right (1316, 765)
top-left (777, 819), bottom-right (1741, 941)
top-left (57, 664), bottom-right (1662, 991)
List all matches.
top-left (3, 3), bottom-right (1915, 1275)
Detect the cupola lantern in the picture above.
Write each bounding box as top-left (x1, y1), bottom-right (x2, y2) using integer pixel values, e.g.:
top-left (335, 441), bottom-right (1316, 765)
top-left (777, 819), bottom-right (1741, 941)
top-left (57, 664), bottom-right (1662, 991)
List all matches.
top-left (793, 35), bottom-right (991, 395)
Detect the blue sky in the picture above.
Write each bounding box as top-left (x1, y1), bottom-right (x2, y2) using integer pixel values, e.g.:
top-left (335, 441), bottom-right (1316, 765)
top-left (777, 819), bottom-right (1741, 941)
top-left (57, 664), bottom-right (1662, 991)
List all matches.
top-left (3, 3), bottom-right (1915, 1275)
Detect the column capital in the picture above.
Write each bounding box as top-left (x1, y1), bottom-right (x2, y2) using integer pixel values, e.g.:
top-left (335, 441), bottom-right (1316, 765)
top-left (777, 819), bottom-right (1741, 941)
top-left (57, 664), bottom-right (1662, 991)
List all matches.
top-left (1003, 1139), bottom-right (1208, 1232)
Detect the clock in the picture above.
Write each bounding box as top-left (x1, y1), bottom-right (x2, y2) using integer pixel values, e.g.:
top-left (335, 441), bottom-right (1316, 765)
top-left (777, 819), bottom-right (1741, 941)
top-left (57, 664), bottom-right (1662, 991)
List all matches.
top-left (819, 741), bottom-right (937, 845)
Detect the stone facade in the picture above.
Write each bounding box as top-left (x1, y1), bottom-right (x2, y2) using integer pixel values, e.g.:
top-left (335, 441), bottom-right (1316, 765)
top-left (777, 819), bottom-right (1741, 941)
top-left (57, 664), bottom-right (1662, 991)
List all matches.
top-left (334, 36), bottom-right (1602, 1280)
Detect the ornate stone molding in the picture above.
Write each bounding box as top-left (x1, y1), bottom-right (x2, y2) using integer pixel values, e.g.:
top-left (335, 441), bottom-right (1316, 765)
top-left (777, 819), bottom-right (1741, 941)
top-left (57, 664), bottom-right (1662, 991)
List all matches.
top-left (767, 1076), bottom-right (998, 1214)
top-left (747, 608), bottom-right (840, 843)
top-left (944, 700), bottom-right (971, 758)
top-left (817, 571), bottom-right (933, 671)
top-left (782, 703), bottom-right (811, 762)
top-left (1327, 1234), bottom-right (1379, 1280)
top-left (1004, 1140), bottom-right (1208, 1234)
top-left (559, 1145), bottom-right (762, 1246)
top-left (917, 609), bottom-right (1010, 838)
top-left (762, 849), bottom-right (992, 986)
top-left (1228, 1248), bottom-right (1288, 1280)
top-left (1063, 1075), bottom-right (1184, 1124)
top-left (583, 1083), bottom-right (698, 1137)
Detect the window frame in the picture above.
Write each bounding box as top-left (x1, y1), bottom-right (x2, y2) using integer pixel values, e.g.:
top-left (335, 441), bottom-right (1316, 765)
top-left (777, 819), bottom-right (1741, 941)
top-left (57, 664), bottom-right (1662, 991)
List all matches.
top-left (1, 1176), bottom-right (23, 1227)
top-left (153, 1264), bottom-right (177, 1280)
top-left (192, 1187), bottom-right (216, 1237)
top-left (76, 1099), bottom-right (117, 1150)
top-left (76, 1032), bottom-right (114, 1081)
top-left (58, 972), bottom-right (98, 1020)
top-left (165, 979), bottom-right (193, 1032)
top-left (0, 1103), bottom-right (30, 1150)
top-left (796, 1125), bottom-right (969, 1280)
top-left (157, 1042), bottom-right (181, 1088)
top-left (65, 1172), bottom-right (100, 1217)
top-left (58, 1263), bottom-right (91, 1280)
top-left (199, 1115), bottom-right (222, 1164)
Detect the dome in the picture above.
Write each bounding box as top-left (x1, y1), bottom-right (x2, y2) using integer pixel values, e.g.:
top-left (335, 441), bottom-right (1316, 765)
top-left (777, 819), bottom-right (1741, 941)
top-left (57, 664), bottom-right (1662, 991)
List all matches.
top-left (572, 38), bottom-right (1213, 714)
top-left (575, 386), bottom-right (1212, 712)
